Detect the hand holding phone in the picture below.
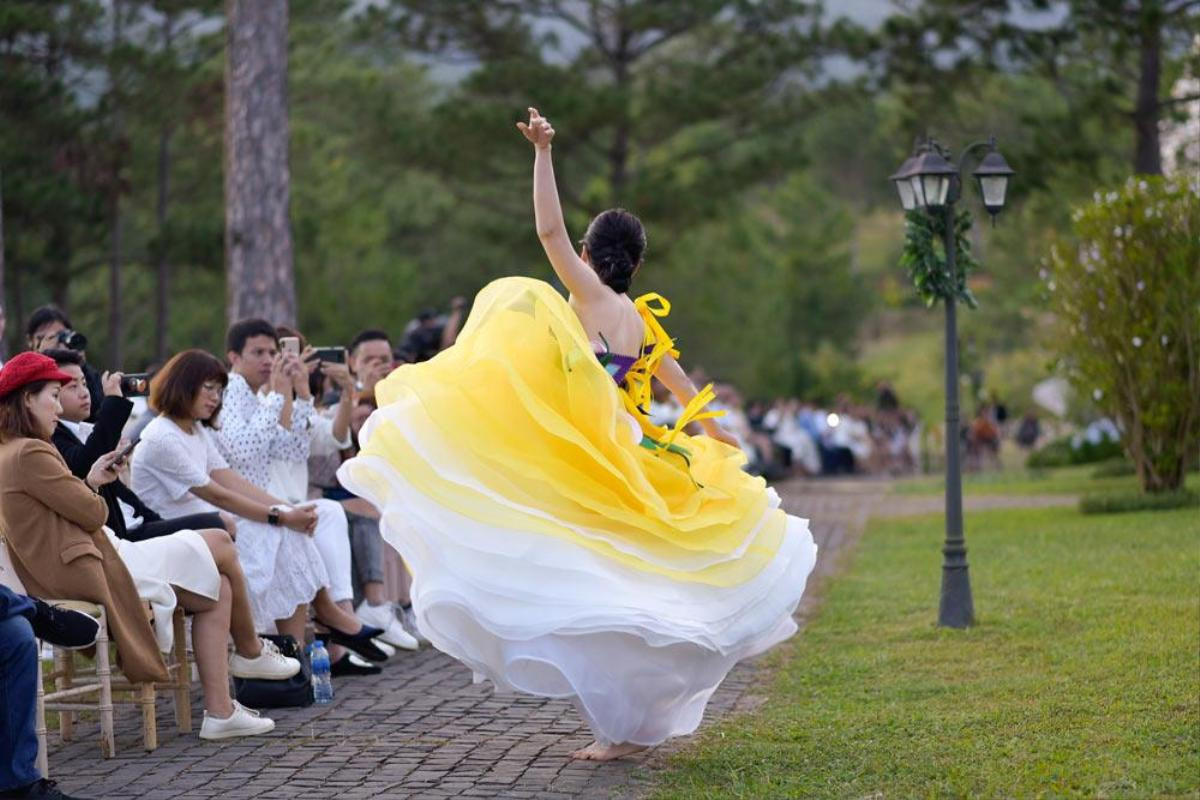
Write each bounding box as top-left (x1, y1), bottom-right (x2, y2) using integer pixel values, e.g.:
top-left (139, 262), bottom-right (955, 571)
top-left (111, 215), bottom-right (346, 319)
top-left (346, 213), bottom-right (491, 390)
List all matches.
top-left (112, 439), bottom-right (139, 466)
top-left (120, 373), bottom-right (151, 397)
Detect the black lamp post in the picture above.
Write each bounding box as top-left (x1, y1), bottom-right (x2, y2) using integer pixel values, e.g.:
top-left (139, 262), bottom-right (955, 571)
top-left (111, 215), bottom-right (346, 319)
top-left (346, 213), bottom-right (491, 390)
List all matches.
top-left (890, 137), bottom-right (1014, 629)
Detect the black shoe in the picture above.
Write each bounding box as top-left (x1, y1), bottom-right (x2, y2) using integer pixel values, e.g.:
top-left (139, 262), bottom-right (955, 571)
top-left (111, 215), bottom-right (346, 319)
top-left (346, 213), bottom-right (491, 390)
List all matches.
top-left (320, 624), bottom-right (388, 662)
top-left (0, 778), bottom-right (94, 800)
top-left (329, 652), bottom-right (383, 677)
top-left (29, 600), bottom-right (99, 650)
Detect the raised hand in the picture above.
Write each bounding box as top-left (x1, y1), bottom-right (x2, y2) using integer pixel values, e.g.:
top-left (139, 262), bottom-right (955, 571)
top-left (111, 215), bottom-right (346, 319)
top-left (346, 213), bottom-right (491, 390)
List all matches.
top-left (516, 107), bottom-right (555, 149)
top-left (101, 371), bottom-right (124, 397)
top-left (320, 361), bottom-right (355, 393)
top-left (269, 354), bottom-right (293, 398)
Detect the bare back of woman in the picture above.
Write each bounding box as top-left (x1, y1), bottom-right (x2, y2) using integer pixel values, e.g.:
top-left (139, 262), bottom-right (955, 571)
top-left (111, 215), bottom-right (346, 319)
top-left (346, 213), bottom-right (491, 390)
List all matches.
top-left (517, 107), bottom-right (739, 451)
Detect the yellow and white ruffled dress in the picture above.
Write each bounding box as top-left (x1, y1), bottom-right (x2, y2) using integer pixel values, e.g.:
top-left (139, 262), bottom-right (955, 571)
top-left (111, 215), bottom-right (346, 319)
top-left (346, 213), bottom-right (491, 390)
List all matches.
top-left (338, 277), bottom-right (817, 746)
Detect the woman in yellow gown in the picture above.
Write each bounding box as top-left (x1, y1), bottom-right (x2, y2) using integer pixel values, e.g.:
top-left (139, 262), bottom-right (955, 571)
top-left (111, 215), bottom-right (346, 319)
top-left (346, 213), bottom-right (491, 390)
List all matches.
top-left (338, 108), bottom-right (817, 761)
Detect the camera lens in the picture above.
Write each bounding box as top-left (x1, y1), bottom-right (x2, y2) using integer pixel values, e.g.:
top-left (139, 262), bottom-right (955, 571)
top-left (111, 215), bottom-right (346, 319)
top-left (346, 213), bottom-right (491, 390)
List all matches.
top-left (57, 329), bottom-right (88, 351)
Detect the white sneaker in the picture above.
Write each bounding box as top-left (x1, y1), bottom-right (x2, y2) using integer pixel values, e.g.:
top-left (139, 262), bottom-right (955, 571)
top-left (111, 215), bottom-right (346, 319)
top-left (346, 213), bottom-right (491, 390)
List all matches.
top-left (229, 638), bottom-right (302, 680)
top-left (199, 701), bottom-right (275, 740)
top-left (398, 604), bottom-right (429, 645)
top-left (356, 601), bottom-right (419, 651)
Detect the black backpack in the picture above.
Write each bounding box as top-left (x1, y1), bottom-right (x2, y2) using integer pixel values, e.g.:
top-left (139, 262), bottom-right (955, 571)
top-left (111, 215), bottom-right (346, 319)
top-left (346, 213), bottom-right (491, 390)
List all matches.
top-left (232, 634), bottom-right (313, 708)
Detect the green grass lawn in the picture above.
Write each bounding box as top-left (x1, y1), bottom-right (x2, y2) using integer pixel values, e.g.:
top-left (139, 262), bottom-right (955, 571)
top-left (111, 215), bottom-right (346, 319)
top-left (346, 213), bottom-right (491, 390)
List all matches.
top-left (648, 506), bottom-right (1200, 799)
top-left (890, 464), bottom-right (1189, 498)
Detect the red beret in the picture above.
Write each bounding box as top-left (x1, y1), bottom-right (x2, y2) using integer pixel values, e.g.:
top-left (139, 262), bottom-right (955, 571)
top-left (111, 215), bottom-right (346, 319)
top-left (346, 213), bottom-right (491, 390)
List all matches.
top-left (0, 352), bottom-right (76, 399)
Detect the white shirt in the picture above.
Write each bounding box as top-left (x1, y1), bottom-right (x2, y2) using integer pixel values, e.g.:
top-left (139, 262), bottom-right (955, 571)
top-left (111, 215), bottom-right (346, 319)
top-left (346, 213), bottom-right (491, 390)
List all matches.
top-left (267, 400), bottom-right (351, 504)
top-left (131, 416), bottom-right (229, 518)
top-left (215, 373), bottom-right (313, 491)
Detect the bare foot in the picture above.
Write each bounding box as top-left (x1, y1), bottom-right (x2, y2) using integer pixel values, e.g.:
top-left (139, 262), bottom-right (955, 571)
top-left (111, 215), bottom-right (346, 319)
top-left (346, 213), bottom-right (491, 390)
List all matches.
top-left (569, 741), bottom-right (648, 761)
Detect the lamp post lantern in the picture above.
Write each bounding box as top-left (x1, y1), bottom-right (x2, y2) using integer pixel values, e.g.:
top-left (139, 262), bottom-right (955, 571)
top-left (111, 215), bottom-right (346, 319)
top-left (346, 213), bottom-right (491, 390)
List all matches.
top-left (890, 136), bottom-right (1014, 629)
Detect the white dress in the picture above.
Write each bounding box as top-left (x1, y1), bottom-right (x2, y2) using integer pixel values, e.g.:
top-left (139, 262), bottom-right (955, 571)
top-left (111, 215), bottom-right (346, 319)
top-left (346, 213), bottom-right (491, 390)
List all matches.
top-left (131, 416), bottom-right (329, 629)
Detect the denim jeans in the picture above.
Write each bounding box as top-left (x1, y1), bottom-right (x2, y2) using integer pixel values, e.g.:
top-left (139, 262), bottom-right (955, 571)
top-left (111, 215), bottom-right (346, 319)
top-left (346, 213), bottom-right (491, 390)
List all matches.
top-left (0, 613), bottom-right (40, 791)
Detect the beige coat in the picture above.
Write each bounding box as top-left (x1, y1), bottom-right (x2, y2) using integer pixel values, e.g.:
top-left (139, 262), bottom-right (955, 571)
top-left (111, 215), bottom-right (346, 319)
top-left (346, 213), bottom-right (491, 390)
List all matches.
top-left (0, 437), bottom-right (168, 683)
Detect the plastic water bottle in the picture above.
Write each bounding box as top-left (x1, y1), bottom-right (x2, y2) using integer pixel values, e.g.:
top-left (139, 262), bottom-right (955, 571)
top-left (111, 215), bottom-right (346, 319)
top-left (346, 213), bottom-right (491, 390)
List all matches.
top-left (309, 640), bottom-right (334, 704)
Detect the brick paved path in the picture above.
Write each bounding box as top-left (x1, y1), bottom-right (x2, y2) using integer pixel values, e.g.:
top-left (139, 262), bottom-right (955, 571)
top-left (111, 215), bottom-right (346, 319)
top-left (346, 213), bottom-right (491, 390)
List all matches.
top-left (46, 479), bottom-right (889, 800)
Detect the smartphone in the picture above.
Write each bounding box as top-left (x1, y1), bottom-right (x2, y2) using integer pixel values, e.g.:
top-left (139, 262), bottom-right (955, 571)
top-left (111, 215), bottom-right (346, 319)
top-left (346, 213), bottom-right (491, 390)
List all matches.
top-left (113, 439), bottom-right (139, 465)
top-left (306, 346), bottom-right (347, 364)
top-left (120, 373), bottom-right (150, 397)
top-left (280, 336), bottom-right (301, 357)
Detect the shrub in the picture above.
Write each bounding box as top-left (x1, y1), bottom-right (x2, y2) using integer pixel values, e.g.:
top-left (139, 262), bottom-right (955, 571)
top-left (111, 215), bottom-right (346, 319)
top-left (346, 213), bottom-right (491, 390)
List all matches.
top-left (1026, 434), bottom-right (1124, 468)
top-left (1080, 489), bottom-right (1199, 515)
top-left (1091, 459), bottom-right (1136, 478)
top-left (1045, 176), bottom-right (1200, 493)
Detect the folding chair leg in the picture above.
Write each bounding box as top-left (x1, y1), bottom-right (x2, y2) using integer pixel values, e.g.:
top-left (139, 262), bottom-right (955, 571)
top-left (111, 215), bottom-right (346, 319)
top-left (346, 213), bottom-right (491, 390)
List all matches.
top-left (95, 610), bottom-right (115, 758)
top-left (54, 648), bottom-right (74, 743)
top-left (139, 683), bottom-right (157, 752)
top-left (171, 609), bottom-right (192, 733)
top-left (35, 654), bottom-right (48, 778)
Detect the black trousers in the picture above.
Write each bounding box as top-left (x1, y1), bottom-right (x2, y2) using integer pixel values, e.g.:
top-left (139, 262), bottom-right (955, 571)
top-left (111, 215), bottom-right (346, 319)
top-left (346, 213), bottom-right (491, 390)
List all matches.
top-left (126, 512), bottom-right (227, 542)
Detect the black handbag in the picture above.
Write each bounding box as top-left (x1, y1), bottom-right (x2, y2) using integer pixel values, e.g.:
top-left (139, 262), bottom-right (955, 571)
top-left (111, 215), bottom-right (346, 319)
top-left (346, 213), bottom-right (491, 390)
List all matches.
top-left (232, 633), bottom-right (314, 708)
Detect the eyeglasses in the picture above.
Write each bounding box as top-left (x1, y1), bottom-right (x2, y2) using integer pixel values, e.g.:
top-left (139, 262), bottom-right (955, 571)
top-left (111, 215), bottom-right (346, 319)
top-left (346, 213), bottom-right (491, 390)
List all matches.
top-left (200, 382), bottom-right (225, 397)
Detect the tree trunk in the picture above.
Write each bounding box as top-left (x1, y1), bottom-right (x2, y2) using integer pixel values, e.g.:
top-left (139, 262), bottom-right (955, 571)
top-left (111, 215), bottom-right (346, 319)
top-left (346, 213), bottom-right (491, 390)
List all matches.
top-left (108, 0), bottom-right (125, 369)
top-left (1133, 8), bottom-right (1163, 175)
top-left (155, 122), bottom-right (172, 363)
top-left (155, 12), bottom-right (175, 364)
top-left (608, 3), bottom-right (632, 204)
top-left (109, 190), bottom-right (124, 369)
top-left (224, 0), bottom-right (297, 327)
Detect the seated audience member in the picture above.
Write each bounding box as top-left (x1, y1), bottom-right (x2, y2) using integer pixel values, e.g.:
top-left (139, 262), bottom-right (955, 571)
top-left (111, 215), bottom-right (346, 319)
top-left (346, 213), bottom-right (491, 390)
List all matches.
top-left (24, 306), bottom-right (102, 422)
top-left (310, 391), bottom-right (426, 649)
top-left (130, 350), bottom-right (381, 662)
top-left (347, 331), bottom-right (425, 639)
top-left (348, 329), bottom-right (397, 399)
top-left (45, 349), bottom-right (233, 541)
top-left (218, 321), bottom-right (387, 667)
top-left (0, 585), bottom-right (99, 800)
top-left (46, 349), bottom-right (300, 684)
top-left (0, 353), bottom-right (281, 739)
top-left (272, 325), bottom-right (416, 658)
top-left (765, 399), bottom-right (821, 476)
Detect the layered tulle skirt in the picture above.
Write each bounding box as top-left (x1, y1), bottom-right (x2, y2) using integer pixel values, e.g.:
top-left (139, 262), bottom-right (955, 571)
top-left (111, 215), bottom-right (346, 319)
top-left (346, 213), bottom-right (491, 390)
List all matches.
top-left (338, 277), bottom-right (817, 745)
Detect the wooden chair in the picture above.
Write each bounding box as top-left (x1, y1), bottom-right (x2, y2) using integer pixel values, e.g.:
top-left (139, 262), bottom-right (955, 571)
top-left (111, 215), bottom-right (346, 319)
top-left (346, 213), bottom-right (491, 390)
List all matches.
top-left (1, 535), bottom-right (194, 774)
top-left (36, 602), bottom-right (192, 772)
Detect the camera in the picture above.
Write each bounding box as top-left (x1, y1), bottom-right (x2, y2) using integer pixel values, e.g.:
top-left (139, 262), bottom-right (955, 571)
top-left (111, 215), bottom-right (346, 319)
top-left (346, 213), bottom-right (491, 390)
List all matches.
top-left (55, 329), bottom-right (88, 352)
top-left (120, 373), bottom-right (150, 397)
top-left (306, 346), bottom-right (347, 364)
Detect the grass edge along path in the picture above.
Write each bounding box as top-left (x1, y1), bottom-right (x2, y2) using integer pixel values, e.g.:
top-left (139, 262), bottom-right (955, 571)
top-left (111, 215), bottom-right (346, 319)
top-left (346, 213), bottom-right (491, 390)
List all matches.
top-left (891, 464), bottom-right (1197, 499)
top-left (645, 505), bottom-right (1200, 799)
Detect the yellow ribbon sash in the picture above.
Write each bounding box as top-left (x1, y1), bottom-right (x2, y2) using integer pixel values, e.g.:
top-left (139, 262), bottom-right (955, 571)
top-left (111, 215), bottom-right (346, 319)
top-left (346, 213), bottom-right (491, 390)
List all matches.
top-left (620, 293), bottom-right (725, 455)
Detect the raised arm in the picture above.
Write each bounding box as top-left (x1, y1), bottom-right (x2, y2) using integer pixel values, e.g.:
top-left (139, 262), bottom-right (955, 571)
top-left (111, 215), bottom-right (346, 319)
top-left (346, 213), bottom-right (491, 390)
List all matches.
top-left (517, 107), bottom-right (606, 300)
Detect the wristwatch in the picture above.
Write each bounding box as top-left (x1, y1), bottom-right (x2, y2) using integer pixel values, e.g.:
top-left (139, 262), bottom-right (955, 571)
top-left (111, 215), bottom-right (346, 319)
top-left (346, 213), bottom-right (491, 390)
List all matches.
top-left (267, 505), bottom-right (283, 526)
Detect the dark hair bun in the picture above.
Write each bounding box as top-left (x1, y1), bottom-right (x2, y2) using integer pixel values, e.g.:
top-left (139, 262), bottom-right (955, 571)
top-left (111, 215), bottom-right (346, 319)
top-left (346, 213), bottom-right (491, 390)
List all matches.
top-left (582, 209), bottom-right (646, 294)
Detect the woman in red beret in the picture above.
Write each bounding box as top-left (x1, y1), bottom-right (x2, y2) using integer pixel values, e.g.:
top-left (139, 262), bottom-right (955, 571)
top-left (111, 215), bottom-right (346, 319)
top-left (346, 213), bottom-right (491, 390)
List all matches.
top-left (0, 353), bottom-right (282, 740)
top-left (0, 352), bottom-right (167, 684)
